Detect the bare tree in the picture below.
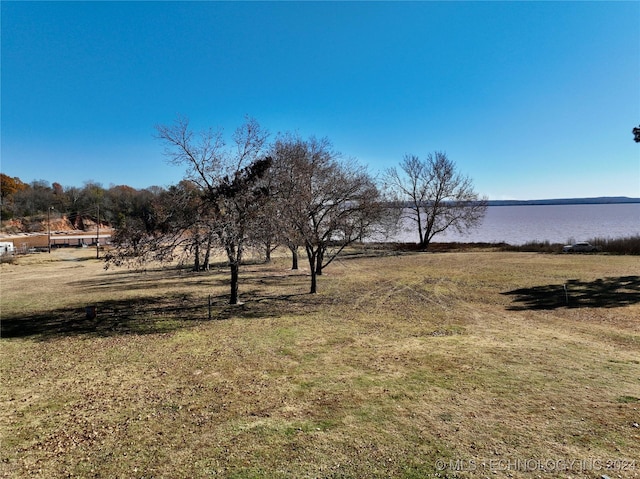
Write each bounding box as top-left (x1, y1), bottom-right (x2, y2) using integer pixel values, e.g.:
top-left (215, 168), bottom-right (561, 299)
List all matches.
top-left (385, 152), bottom-right (487, 250)
top-left (247, 165), bottom-right (284, 264)
top-left (107, 116), bottom-right (270, 305)
top-left (274, 135), bottom-right (386, 293)
top-left (155, 116), bottom-right (271, 304)
top-left (266, 135), bottom-right (310, 270)
top-left (207, 156), bottom-right (272, 303)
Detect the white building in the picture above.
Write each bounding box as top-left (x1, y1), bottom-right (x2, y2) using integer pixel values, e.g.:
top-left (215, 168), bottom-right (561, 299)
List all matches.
top-left (0, 241), bottom-right (15, 256)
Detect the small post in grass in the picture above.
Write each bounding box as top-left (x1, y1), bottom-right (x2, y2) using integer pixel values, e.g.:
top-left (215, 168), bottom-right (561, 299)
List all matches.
top-left (86, 305), bottom-right (97, 320)
top-left (208, 294), bottom-right (212, 320)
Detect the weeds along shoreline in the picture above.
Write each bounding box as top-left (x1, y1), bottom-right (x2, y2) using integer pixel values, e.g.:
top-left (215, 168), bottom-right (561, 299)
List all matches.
top-left (498, 235), bottom-right (640, 255)
top-left (364, 235), bottom-right (640, 255)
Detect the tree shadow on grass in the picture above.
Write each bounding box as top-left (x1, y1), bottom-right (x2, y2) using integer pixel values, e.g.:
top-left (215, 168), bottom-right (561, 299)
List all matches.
top-left (1, 262), bottom-right (326, 340)
top-left (502, 276), bottom-right (640, 310)
top-left (67, 267), bottom-right (215, 292)
top-left (212, 290), bottom-right (317, 321)
top-left (1, 289), bottom-right (322, 341)
top-left (0, 293), bottom-right (208, 340)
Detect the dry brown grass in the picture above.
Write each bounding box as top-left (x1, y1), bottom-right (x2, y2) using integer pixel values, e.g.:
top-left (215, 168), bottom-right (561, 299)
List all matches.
top-left (1, 248), bottom-right (639, 478)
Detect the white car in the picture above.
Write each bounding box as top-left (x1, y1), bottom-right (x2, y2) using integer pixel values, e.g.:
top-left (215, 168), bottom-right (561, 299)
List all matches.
top-left (562, 242), bottom-right (599, 253)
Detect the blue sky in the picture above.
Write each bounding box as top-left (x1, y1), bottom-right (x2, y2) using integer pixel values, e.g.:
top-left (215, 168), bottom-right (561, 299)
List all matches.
top-left (2, 1), bottom-right (639, 200)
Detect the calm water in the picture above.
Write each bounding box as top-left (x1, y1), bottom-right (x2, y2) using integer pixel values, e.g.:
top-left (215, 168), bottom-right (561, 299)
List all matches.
top-left (387, 203), bottom-right (640, 245)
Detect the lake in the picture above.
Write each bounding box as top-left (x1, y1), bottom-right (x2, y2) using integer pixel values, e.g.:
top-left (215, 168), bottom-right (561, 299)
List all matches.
top-left (385, 203), bottom-right (640, 245)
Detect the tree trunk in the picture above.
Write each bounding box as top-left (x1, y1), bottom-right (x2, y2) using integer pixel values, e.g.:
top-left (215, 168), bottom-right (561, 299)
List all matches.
top-left (421, 216), bottom-right (435, 250)
top-left (309, 267), bottom-right (317, 294)
top-left (264, 242), bottom-right (272, 263)
top-left (202, 235), bottom-right (212, 271)
top-left (289, 244), bottom-right (299, 270)
top-left (227, 242), bottom-right (242, 305)
top-left (193, 242), bottom-right (200, 272)
top-left (415, 205), bottom-right (424, 247)
top-left (306, 246), bottom-right (317, 294)
top-left (315, 248), bottom-right (324, 276)
top-left (229, 261), bottom-right (239, 304)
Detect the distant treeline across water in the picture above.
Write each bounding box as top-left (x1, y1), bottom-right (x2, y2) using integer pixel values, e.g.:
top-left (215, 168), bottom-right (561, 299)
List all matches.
top-left (485, 196), bottom-right (640, 206)
top-left (387, 203), bottom-right (640, 246)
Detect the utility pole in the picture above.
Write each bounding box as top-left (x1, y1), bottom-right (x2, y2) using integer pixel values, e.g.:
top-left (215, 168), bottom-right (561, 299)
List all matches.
top-left (96, 204), bottom-right (100, 259)
top-left (47, 206), bottom-right (53, 253)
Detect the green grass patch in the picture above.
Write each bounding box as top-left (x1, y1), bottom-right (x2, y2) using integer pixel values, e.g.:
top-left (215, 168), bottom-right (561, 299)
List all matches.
top-left (617, 395), bottom-right (640, 403)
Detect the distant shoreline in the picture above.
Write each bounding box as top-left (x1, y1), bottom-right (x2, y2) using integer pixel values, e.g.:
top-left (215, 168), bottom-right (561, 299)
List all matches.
top-left (486, 196), bottom-right (640, 206)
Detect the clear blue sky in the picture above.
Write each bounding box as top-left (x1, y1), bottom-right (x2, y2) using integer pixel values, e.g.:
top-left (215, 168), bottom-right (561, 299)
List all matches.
top-left (2, 1), bottom-right (639, 200)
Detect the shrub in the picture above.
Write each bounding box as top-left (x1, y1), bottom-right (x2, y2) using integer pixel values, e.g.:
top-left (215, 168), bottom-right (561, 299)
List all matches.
top-left (498, 241), bottom-right (563, 253)
top-left (0, 254), bottom-right (16, 264)
top-left (589, 235), bottom-right (640, 255)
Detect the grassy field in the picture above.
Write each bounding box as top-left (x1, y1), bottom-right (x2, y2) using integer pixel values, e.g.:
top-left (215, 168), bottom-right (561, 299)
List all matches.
top-left (1, 247), bottom-right (639, 478)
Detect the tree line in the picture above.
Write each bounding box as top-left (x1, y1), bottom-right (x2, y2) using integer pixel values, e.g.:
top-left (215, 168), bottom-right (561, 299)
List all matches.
top-left (0, 174), bottom-right (160, 231)
top-left (1, 117), bottom-right (487, 303)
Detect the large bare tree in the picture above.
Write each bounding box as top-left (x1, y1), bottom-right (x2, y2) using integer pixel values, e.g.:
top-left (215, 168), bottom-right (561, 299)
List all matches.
top-left (265, 135), bottom-right (310, 270)
top-left (155, 116), bottom-right (271, 304)
top-left (107, 116), bottom-right (271, 305)
top-left (385, 152), bottom-right (487, 250)
top-left (273, 135), bottom-right (386, 293)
